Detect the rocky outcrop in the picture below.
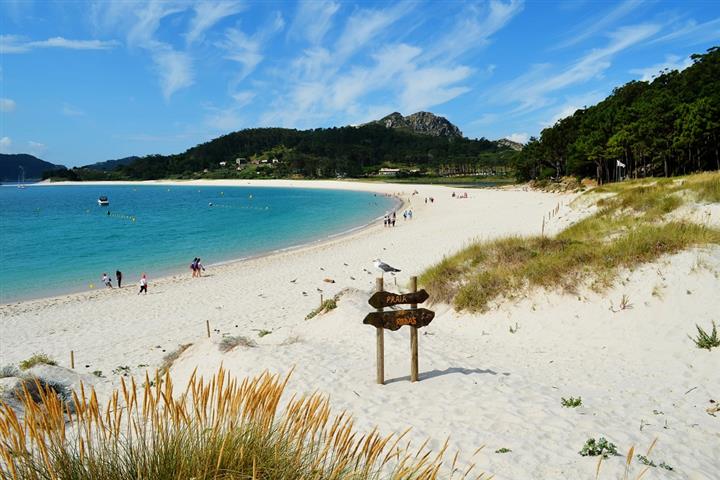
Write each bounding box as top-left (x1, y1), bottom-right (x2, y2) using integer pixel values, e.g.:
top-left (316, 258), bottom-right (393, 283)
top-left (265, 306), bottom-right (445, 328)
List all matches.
top-left (496, 138), bottom-right (524, 151)
top-left (371, 112), bottom-right (463, 138)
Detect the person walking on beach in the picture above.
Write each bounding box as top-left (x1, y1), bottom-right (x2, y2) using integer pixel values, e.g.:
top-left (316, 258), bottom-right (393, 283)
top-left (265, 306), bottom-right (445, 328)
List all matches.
top-left (138, 273), bottom-right (148, 295)
top-left (102, 273), bottom-right (113, 288)
top-left (116, 270), bottom-right (122, 288)
top-left (190, 257), bottom-right (198, 277)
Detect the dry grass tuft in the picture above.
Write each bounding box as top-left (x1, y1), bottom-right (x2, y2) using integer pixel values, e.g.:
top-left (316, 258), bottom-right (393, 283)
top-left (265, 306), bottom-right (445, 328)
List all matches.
top-left (158, 343), bottom-right (192, 376)
top-left (0, 368), bottom-right (489, 480)
top-left (219, 335), bottom-right (257, 352)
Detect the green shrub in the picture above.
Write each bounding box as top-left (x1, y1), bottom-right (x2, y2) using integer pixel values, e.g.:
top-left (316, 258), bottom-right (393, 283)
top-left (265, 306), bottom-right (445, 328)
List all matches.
top-left (18, 353), bottom-right (57, 371)
top-left (561, 396), bottom-right (582, 408)
top-left (579, 437), bottom-right (618, 458)
top-left (305, 298), bottom-right (338, 320)
top-left (689, 321), bottom-right (720, 350)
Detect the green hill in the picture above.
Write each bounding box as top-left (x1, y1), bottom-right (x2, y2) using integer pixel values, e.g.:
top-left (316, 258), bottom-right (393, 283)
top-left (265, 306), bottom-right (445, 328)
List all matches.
top-left (48, 113), bottom-right (518, 181)
top-left (0, 154), bottom-right (66, 181)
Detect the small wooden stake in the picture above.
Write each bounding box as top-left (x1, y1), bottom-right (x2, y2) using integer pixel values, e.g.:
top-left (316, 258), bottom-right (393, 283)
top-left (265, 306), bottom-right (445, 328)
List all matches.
top-left (541, 216), bottom-right (545, 237)
top-left (70, 350), bottom-right (75, 369)
top-left (375, 277), bottom-right (385, 385)
top-left (206, 320), bottom-right (211, 338)
top-left (410, 276), bottom-right (419, 382)
top-left (320, 293), bottom-right (324, 308)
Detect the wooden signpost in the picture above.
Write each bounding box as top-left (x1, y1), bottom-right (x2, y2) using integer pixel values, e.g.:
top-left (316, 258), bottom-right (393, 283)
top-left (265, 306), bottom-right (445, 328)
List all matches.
top-left (364, 276), bottom-right (433, 384)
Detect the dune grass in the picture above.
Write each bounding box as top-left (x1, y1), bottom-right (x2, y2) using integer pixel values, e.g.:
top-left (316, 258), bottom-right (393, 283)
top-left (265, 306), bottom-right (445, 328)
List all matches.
top-left (0, 368), bottom-right (489, 480)
top-left (158, 343), bottom-right (192, 376)
top-left (18, 353), bottom-right (57, 371)
top-left (421, 172), bottom-right (720, 312)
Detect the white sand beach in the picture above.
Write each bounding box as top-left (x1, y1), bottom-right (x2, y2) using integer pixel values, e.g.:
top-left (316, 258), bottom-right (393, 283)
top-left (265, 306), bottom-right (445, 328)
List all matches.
top-left (1, 180), bottom-right (718, 479)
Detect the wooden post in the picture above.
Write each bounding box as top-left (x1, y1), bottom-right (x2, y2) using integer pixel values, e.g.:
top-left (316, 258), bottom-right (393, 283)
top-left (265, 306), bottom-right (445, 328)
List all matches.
top-left (320, 293), bottom-right (324, 308)
top-left (206, 320), bottom-right (211, 338)
top-left (410, 276), bottom-right (419, 382)
top-left (70, 350), bottom-right (75, 369)
top-left (375, 277), bottom-right (385, 385)
top-left (541, 216), bottom-right (545, 237)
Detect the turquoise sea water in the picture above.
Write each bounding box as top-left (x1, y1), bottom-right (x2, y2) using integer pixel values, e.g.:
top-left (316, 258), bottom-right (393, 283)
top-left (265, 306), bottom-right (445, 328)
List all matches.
top-left (0, 184), bottom-right (396, 303)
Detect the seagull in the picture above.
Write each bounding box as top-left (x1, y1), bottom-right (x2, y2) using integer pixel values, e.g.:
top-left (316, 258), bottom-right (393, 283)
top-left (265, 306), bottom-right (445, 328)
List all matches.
top-left (374, 259), bottom-right (401, 278)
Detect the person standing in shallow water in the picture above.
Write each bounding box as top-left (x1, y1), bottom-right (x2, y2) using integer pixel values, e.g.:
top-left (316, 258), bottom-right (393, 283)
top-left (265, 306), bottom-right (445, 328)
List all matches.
top-left (138, 273), bottom-right (148, 295)
top-left (116, 270), bottom-right (122, 288)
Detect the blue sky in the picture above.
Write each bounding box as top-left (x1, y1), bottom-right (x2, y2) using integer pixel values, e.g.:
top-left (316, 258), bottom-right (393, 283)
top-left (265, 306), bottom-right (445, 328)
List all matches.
top-left (1, 0), bottom-right (719, 167)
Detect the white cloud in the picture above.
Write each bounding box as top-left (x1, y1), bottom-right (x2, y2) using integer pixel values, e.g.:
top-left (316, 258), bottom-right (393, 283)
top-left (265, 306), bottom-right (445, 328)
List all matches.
top-left (127, 2), bottom-right (185, 46)
top-left (0, 35), bottom-right (119, 53)
top-left (399, 65), bottom-right (472, 113)
top-left (28, 141), bottom-right (47, 156)
top-left (153, 48), bottom-right (194, 100)
top-left (231, 90), bottom-right (255, 106)
top-left (100, 1), bottom-right (195, 100)
top-left (0, 98), bottom-right (16, 112)
top-left (0, 136), bottom-right (11, 153)
top-left (554, 0), bottom-right (645, 49)
top-left (62, 103), bottom-right (86, 117)
top-left (541, 90), bottom-right (605, 127)
top-left (290, 0), bottom-right (340, 45)
top-left (262, 1), bottom-right (488, 128)
top-left (424, 0), bottom-right (524, 62)
top-left (629, 54), bottom-right (693, 81)
top-left (498, 23), bottom-right (660, 113)
top-left (186, 1), bottom-right (245, 45)
top-left (648, 17), bottom-right (720, 47)
top-left (204, 107), bottom-right (244, 132)
top-left (507, 132), bottom-right (529, 144)
top-left (219, 12), bottom-right (285, 84)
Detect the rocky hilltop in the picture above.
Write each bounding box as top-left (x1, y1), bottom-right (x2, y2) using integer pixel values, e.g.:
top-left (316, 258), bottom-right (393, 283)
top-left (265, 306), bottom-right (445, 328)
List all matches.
top-left (371, 111), bottom-right (463, 138)
top-left (497, 138), bottom-right (524, 151)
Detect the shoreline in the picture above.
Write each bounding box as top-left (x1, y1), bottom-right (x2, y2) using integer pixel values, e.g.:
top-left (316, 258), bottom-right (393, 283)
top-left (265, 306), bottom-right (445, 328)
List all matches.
top-left (3, 181), bottom-right (718, 478)
top-left (1, 180), bottom-right (406, 305)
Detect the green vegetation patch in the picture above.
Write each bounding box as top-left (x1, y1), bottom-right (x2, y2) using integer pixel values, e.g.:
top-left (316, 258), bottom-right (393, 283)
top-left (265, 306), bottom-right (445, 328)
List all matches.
top-left (561, 396), bottom-right (582, 408)
top-left (19, 353), bottom-right (57, 371)
top-left (421, 173), bottom-right (720, 312)
top-left (689, 321), bottom-right (720, 350)
top-left (579, 437), bottom-right (618, 458)
top-left (306, 298), bottom-right (338, 320)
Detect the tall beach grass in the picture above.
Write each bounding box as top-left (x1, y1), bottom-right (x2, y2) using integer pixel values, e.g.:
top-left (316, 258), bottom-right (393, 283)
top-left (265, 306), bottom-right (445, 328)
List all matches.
top-left (0, 368), bottom-right (489, 480)
top-left (421, 172), bottom-right (720, 312)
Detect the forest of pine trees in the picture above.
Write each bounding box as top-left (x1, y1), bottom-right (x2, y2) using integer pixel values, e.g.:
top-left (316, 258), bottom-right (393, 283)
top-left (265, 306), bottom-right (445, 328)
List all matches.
top-left (514, 47), bottom-right (720, 183)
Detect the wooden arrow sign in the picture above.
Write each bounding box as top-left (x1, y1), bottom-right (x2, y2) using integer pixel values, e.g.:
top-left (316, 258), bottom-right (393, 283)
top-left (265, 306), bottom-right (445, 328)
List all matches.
top-left (363, 308), bottom-right (435, 331)
top-left (368, 289), bottom-right (429, 309)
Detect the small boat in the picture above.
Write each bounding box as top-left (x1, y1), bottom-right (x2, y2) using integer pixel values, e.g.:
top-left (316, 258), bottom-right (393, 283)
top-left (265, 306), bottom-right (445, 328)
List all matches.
top-left (98, 196), bottom-right (110, 206)
top-left (18, 166), bottom-right (26, 189)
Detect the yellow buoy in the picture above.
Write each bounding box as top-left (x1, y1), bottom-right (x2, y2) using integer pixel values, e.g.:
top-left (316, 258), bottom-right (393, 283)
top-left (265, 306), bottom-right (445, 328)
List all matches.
top-left (89, 284), bottom-right (94, 289)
